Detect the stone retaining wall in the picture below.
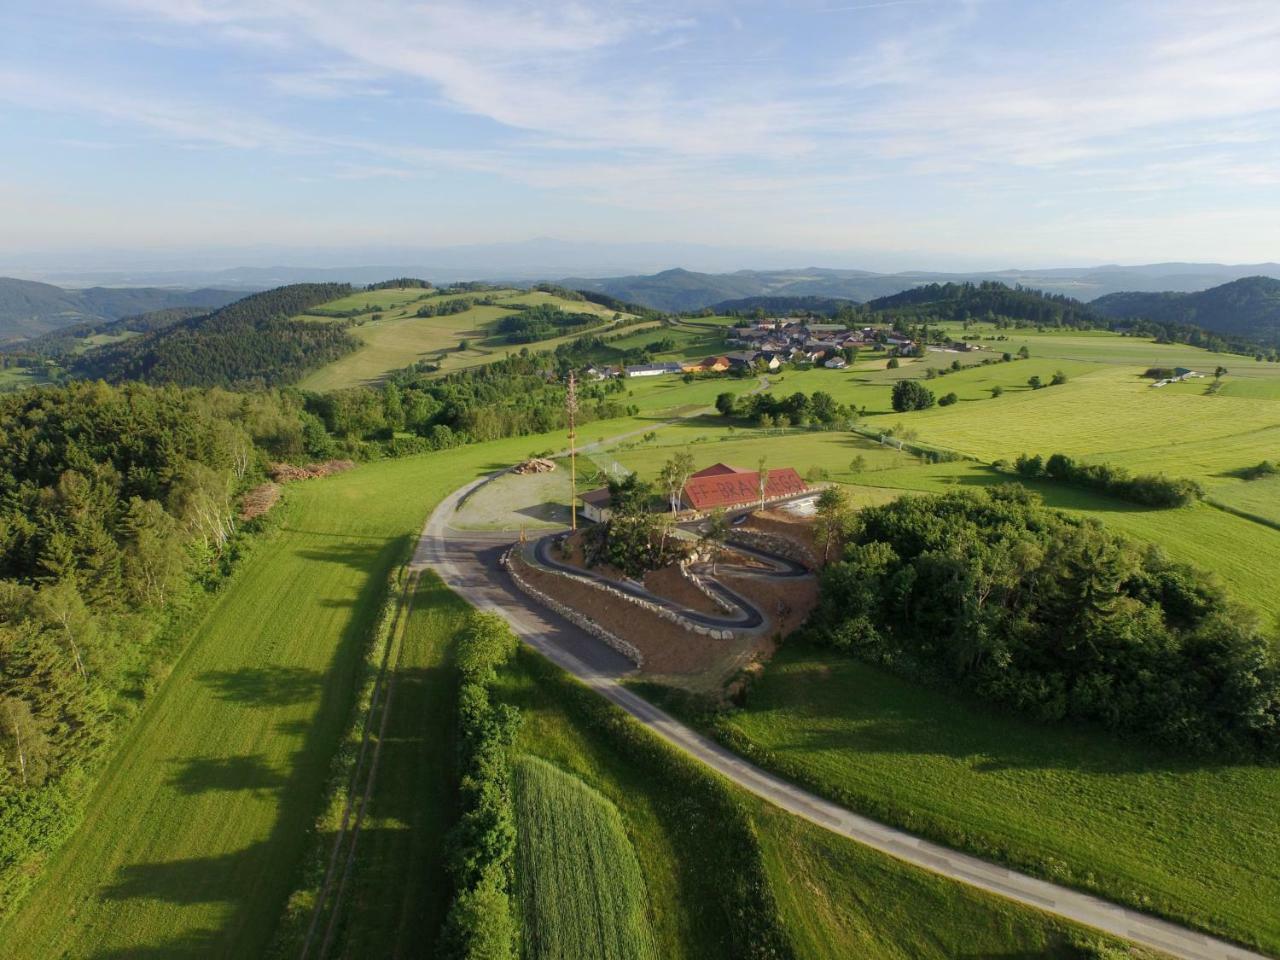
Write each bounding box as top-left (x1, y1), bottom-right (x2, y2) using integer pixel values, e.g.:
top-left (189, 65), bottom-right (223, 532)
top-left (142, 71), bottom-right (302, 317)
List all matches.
top-left (726, 529), bottom-right (817, 570)
top-left (677, 556), bottom-right (735, 614)
top-left (503, 548), bottom-right (646, 667)
top-left (507, 549), bottom-right (738, 643)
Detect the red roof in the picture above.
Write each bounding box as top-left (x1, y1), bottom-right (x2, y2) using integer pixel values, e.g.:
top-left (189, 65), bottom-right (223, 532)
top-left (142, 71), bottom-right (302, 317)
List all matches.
top-left (689, 462), bottom-right (745, 479)
top-left (681, 468), bottom-right (807, 511)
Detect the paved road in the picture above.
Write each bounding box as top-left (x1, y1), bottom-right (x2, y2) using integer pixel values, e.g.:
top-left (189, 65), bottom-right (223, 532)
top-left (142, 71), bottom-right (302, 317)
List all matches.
top-left (417, 478), bottom-right (1269, 960)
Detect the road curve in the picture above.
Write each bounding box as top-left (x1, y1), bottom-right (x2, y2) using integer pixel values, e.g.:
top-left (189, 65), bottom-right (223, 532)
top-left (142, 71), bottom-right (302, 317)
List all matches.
top-left (415, 473), bottom-right (1269, 960)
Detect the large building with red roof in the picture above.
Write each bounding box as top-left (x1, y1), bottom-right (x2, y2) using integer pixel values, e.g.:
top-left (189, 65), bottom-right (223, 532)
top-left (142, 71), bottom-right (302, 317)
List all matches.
top-left (680, 463), bottom-right (807, 512)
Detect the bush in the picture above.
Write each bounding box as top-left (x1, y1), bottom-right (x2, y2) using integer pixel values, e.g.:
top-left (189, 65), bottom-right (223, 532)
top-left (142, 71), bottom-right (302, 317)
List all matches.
top-left (937, 392), bottom-right (958, 407)
top-left (890, 379), bottom-right (935, 412)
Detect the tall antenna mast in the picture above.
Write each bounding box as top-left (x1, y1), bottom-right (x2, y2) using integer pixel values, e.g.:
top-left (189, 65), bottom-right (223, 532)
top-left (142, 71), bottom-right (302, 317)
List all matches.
top-left (566, 370), bottom-right (578, 532)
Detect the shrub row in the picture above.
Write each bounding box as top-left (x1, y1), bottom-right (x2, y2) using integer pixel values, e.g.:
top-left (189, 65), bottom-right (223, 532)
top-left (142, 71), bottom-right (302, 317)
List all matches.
top-left (1010, 452), bottom-right (1205, 507)
top-left (439, 614), bottom-right (522, 960)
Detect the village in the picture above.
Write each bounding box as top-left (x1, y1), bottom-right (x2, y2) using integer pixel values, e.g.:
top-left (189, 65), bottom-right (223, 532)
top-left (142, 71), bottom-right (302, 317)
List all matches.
top-left (585, 317), bottom-right (929, 379)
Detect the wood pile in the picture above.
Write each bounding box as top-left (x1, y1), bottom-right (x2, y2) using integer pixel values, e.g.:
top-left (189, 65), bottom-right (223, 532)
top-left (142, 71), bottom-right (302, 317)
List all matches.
top-left (513, 457), bottom-right (557, 475)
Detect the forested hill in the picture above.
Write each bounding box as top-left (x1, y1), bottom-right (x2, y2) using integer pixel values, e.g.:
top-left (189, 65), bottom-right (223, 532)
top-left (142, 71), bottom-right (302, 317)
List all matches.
top-left (710, 295), bottom-right (860, 316)
top-left (865, 281), bottom-right (1102, 327)
top-left (8, 307), bottom-right (209, 358)
top-left (0, 277), bottom-right (244, 342)
top-left (1092, 276), bottom-right (1280, 346)
top-left (73, 283), bottom-right (360, 389)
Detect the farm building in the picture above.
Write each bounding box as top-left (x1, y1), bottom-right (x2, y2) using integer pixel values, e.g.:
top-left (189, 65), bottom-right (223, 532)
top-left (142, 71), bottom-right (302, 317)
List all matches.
top-left (680, 464), bottom-right (807, 512)
top-left (682, 355), bottom-right (730, 373)
top-left (624, 361), bottom-right (682, 378)
top-left (824, 356), bottom-right (847, 369)
top-left (578, 487), bottom-right (613, 523)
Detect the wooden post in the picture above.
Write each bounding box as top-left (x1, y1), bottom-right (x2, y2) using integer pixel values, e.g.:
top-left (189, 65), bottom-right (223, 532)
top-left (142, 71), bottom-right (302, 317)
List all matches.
top-left (567, 371), bottom-right (578, 532)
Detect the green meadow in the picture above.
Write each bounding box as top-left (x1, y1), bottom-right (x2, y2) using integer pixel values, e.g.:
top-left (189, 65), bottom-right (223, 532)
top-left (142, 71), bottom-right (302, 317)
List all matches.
top-left (497, 641), bottom-right (1132, 958)
top-left (715, 644), bottom-right (1280, 954)
top-left (0, 436), bottom-right (564, 959)
top-left (296, 286), bottom-right (641, 390)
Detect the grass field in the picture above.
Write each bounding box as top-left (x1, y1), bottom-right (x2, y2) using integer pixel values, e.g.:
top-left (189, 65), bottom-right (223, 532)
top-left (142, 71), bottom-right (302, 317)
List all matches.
top-left (504, 631), bottom-right (1158, 958)
top-left (317, 572), bottom-right (467, 958)
top-left (0, 365), bottom-right (51, 391)
top-left (714, 643), bottom-right (1280, 955)
top-left (0, 435), bottom-right (572, 959)
top-left (296, 287), bottom-right (640, 391)
top-left (751, 802), bottom-right (1148, 960)
top-left (514, 755), bottom-right (658, 960)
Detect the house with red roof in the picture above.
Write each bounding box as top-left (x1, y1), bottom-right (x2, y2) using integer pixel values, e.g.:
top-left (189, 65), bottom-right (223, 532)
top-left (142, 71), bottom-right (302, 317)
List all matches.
top-left (680, 463), bottom-right (807, 512)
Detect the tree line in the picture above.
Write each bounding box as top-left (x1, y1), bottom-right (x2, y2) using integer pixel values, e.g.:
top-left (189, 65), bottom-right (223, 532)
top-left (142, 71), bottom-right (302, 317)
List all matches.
top-left (807, 485), bottom-right (1280, 757)
top-left (0, 380), bottom-right (309, 908)
top-left (1008, 453), bottom-right (1205, 507)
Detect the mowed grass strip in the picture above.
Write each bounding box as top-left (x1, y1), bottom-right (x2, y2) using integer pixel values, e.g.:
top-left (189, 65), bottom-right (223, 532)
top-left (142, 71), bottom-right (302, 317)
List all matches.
top-left (320, 571), bottom-right (469, 958)
top-left (720, 644), bottom-right (1280, 954)
top-left (514, 755), bottom-right (658, 960)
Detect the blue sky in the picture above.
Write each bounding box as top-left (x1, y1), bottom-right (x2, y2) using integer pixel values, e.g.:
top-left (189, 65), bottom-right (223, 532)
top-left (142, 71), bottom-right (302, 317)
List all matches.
top-left (1, 0), bottom-right (1278, 270)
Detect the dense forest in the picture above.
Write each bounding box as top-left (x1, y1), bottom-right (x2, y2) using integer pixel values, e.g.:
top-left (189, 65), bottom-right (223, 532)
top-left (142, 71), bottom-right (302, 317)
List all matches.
top-left (866, 282), bottom-right (1102, 328)
top-left (496, 303), bottom-right (610, 343)
top-left (1092, 276), bottom-right (1280, 349)
top-left (0, 381), bottom-right (315, 908)
top-left (809, 486), bottom-right (1280, 756)
top-left (73, 284), bottom-right (360, 389)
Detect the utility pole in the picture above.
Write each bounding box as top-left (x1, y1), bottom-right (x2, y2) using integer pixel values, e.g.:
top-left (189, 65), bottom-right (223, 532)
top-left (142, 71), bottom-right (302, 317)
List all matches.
top-left (566, 370), bottom-right (578, 532)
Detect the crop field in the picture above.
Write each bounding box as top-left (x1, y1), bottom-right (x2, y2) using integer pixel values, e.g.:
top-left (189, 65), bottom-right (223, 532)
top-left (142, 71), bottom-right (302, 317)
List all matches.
top-left (0, 434), bottom-right (586, 959)
top-left (719, 644), bottom-right (1280, 954)
top-left (296, 286), bottom-right (641, 390)
top-left (514, 755), bottom-right (658, 960)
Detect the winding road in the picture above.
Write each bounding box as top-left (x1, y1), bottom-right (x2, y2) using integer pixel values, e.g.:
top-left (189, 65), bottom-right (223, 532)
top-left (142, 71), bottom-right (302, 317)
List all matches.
top-left (413, 472), bottom-right (1269, 960)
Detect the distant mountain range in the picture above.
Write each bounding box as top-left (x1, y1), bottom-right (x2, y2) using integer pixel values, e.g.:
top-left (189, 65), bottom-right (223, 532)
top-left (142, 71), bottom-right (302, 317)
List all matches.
top-left (1092, 276), bottom-right (1280, 346)
top-left (0, 278), bottom-right (246, 342)
top-left (564, 264), bottom-right (1280, 313)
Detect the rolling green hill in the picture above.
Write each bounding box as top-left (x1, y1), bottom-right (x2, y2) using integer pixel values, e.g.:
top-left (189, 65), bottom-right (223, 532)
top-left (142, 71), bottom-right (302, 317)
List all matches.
top-left (73, 283), bottom-right (359, 389)
top-left (1093, 276), bottom-right (1280, 345)
top-left (0, 277), bottom-right (244, 342)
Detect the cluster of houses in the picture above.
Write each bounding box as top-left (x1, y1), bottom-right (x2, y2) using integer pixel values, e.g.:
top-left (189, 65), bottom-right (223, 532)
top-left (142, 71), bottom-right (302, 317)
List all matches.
top-left (579, 462), bottom-right (809, 523)
top-left (587, 319), bottom-right (920, 380)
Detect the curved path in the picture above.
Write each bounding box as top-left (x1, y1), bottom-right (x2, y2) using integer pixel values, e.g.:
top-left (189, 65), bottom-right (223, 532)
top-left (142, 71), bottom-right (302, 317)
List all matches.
top-left (416, 480), bottom-right (1268, 960)
top-left (530, 530), bottom-right (806, 631)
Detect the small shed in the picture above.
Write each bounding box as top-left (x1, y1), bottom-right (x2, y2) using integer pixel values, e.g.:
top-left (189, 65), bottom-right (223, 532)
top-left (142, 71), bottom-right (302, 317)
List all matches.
top-left (579, 487), bottom-right (613, 523)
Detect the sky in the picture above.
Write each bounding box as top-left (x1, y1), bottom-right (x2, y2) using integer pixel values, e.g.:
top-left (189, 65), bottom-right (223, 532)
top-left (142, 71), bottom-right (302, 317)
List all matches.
top-left (1, 0), bottom-right (1278, 272)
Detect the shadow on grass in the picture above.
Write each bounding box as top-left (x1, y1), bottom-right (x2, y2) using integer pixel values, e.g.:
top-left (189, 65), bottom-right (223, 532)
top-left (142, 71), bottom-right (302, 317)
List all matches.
top-left (90, 929), bottom-right (226, 959)
top-left (749, 647), bottom-right (1245, 776)
top-left (167, 754), bottom-right (288, 795)
top-left (91, 534), bottom-right (413, 956)
top-left (198, 665), bottom-right (321, 707)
